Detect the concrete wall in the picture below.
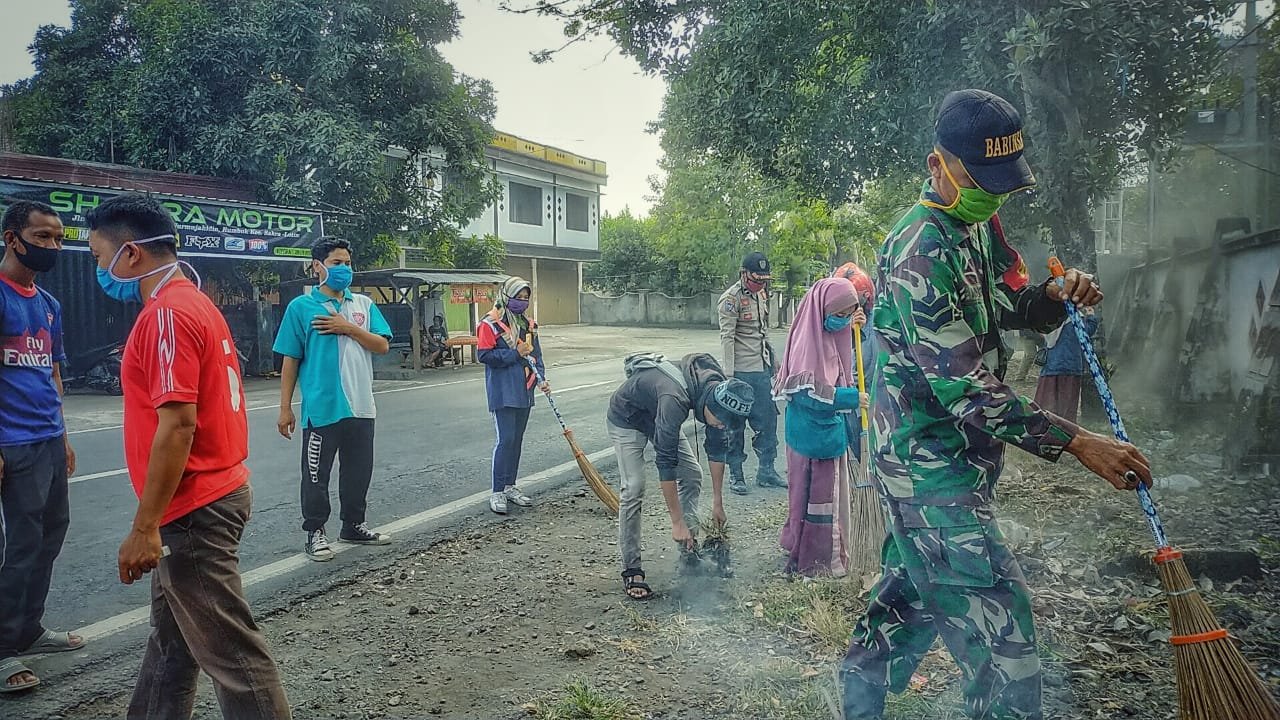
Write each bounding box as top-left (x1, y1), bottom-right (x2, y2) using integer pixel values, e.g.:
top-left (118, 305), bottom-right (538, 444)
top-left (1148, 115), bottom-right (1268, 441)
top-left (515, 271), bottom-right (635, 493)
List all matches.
top-left (1108, 225), bottom-right (1280, 467)
top-left (581, 290), bottom-right (719, 328)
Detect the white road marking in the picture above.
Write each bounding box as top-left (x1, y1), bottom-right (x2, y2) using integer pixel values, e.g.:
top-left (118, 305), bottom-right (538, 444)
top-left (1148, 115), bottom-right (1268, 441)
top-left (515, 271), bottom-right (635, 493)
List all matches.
top-left (68, 468), bottom-right (128, 484)
top-left (65, 379), bottom-right (619, 486)
top-left (72, 448), bottom-right (615, 643)
top-left (65, 357), bottom-right (624, 436)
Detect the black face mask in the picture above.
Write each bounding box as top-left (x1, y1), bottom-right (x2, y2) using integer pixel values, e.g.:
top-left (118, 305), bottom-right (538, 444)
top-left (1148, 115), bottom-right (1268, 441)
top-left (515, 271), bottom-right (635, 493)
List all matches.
top-left (10, 233), bottom-right (59, 273)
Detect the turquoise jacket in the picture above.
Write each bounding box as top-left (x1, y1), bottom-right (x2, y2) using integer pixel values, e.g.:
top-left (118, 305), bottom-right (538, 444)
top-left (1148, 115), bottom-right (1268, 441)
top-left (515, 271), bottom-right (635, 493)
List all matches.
top-left (784, 387), bottom-right (864, 460)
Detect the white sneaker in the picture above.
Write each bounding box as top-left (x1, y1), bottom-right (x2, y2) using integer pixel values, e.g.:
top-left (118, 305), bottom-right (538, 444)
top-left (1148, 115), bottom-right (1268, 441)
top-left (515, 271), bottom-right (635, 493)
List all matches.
top-left (504, 485), bottom-right (533, 507)
top-left (489, 492), bottom-right (508, 515)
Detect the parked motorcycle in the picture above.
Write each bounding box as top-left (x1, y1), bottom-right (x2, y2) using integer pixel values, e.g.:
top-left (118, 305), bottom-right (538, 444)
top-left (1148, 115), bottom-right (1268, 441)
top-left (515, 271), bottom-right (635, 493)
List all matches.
top-left (63, 342), bottom-right (124, 396)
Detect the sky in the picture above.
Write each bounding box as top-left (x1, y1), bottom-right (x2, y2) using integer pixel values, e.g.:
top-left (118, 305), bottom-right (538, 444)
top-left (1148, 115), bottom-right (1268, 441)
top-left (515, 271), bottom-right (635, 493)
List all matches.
top-left (0, 0), bottom-right (667, 215)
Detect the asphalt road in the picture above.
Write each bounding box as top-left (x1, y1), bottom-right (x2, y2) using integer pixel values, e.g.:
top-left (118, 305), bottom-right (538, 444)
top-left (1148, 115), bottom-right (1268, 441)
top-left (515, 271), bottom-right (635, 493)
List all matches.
top-left (46, 327), bottom-right (725, 636)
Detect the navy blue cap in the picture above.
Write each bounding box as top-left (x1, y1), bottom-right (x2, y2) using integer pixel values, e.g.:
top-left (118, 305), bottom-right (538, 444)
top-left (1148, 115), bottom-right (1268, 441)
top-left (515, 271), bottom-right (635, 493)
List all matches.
top-left (741, 252), bottom-right (772, 277)
top-left (934, 89), bottom-right (1036, 195)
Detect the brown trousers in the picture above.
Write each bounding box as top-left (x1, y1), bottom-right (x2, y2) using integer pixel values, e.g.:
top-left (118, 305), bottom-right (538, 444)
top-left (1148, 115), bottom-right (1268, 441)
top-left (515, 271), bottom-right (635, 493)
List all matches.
top-left (127, 484), bottom-right (291, 720)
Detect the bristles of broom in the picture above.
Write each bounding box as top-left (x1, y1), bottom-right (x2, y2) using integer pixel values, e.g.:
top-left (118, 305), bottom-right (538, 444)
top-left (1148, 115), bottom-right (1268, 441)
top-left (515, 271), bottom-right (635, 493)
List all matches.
top-left (1047, 255), bottom-right (1280, 719)
top-left (1155, 549), bottom-right (1280, 720)
top-left (564, 428), bottom-right (619, 515)
top-left (848, 477), bottom-right (884, 579)
top-left (848, 323), bottom-right (884, 580)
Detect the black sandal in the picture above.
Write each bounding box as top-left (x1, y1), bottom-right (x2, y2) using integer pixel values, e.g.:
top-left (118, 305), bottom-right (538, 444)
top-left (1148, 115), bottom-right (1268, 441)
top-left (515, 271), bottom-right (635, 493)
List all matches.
top-left (622, 568), bottom-right (655, 600)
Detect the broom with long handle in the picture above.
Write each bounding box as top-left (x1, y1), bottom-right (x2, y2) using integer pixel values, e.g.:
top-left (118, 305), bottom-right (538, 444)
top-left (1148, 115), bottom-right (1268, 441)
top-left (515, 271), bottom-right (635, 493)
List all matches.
top-left (848, 323), bottom-right (885, 579)
top-left (1049, 257), bottom-right (1279, 720)
top-left (524, 356), bottom-right (620, 515)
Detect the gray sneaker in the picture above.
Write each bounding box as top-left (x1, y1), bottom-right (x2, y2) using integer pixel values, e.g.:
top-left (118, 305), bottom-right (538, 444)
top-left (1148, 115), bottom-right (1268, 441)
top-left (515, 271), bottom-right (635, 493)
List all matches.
top-left (305, 529), bottom-right (334, 562)
top-left (489, 492), bottom-right (508, 515)
top-left (729, 467), bottom-right (750, 495)
top-left (504, 485), bottom-right (533, 507)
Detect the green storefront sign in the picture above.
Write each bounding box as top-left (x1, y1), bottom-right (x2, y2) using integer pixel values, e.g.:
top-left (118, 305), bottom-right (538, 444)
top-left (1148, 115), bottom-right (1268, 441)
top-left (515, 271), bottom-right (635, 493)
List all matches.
top-left (0, 178), bottom-right (324, 261)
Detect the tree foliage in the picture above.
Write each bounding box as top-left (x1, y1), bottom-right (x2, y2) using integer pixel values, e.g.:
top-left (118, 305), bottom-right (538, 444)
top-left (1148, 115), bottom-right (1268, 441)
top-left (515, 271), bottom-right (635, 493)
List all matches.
top-left (585, 209), bottom-right (670, 294)
top-left (451, 234), bottom-right (508, 270)
top-left (4, 0), bottom-right (499, 268)
top-left (587, 155), bottom-right (903, 297)
top-left (521, 0), bottom-right (1234, 271)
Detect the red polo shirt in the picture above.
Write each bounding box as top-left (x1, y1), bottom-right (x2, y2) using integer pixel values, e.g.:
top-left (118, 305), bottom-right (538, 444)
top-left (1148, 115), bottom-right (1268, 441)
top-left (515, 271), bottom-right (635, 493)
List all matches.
top-left (121, 278), bottom-right (248, 526)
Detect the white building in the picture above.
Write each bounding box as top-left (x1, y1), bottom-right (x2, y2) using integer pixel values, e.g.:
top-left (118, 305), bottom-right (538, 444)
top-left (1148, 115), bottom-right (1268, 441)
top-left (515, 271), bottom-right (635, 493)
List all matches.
top-left (405, 131), bottom-right (606, 326)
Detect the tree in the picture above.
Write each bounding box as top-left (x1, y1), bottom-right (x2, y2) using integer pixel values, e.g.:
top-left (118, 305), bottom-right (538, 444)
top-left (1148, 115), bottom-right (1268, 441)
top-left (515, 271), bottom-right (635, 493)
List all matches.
top-left (585, 210), bottom-right (670, 294)
top-left (451, 234), bottom-right (507, 269)
top-left (647, 154), bottom-right (797, 295)
top-left (4, 0), bottom-right (499, 268)
top-left (833, 175), bottom-right (922, 271)
top-left (518, 0), bottom-right (1234, 271)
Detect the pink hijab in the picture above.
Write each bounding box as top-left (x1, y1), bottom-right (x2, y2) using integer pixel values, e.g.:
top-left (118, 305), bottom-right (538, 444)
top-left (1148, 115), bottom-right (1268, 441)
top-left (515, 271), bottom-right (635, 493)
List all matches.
top-left (772, 277), bottom-right (858, 404)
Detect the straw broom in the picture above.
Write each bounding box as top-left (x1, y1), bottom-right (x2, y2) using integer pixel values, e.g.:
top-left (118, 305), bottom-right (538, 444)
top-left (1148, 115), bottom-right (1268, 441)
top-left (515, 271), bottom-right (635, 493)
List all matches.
top-left (848, 323), bottom-right (885, 579)
top-left (525, 357), bottom-right (619, 514)
top-left (1049, 257), bottom-right (1280, 720)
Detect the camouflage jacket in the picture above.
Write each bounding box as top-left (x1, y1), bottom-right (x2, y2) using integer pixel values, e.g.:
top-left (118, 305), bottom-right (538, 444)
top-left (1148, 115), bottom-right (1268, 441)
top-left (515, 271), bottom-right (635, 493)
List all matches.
top-left (870, 183), bottom-right (1080, 508)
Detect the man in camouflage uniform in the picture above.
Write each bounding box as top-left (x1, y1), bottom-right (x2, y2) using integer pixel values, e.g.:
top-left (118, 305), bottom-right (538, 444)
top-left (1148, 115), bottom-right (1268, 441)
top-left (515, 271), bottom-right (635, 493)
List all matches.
top-left (841, 89), bottom-right (1152, 720)
top-left (717, 251), bottom-right (785, 494)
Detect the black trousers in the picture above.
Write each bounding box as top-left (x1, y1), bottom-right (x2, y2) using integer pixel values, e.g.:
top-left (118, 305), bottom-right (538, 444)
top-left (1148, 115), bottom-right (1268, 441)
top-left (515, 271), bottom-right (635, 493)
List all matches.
top-left (0, 437), bottom-right (69, 657)
top-left (300, 418), bottom-right (375, 533)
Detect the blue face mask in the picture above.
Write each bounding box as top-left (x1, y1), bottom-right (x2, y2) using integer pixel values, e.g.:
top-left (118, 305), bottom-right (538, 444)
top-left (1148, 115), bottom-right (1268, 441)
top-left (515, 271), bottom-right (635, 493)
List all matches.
top-left (321, 264), bottom-right (353, 292)
top-left (95, 234), bottom-right (196, 303)
top-left (824, 314), bottom-right (853, 333)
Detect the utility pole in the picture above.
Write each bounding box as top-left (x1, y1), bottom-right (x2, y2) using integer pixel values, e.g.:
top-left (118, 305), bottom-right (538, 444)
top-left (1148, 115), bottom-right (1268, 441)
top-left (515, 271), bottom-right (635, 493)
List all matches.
top-left (1240, 0), bottom-right (1265, 231)
top-left (1147, 146), bottom-right (1158, 256)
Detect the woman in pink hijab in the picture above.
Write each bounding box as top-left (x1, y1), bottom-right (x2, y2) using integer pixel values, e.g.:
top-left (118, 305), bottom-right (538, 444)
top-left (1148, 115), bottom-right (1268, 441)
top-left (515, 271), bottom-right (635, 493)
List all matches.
top-left (773, 277), bottom-right (869, 577)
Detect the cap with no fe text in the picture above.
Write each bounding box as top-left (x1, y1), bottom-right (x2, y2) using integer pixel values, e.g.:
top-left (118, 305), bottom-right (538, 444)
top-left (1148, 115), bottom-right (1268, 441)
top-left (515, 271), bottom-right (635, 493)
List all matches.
top-left (934, 89), bottom-right (1037, 196)
top-left (741, 252), bottom-right (772, 278)
top-left (709, 378), bottom-right (754, 429)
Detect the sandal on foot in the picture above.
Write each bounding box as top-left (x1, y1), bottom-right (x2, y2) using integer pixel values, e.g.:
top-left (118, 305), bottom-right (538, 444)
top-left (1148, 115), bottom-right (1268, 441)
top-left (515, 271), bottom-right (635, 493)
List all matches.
top-left (0, 657), bottom-right (39, 693)
top-left (622, 569), bottom-right (656, 601)
top-left (19, 629), bottom-right (85, 656)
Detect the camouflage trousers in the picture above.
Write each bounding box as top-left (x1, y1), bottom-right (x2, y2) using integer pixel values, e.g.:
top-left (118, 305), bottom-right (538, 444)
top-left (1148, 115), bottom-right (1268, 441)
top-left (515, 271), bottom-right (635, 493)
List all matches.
top-left (841, 501), bottom-right (1041, 720)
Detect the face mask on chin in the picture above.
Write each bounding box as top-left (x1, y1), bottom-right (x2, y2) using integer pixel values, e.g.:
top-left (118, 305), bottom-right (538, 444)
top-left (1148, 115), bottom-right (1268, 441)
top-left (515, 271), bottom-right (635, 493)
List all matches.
top-left (934, 152), bottom-right (1009, 224)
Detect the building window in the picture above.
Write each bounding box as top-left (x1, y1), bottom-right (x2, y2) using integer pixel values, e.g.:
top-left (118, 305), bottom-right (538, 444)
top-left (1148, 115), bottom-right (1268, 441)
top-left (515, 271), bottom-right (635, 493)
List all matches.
top-left (509, 181), bottom-right (543, 226)
top-left (565, 192), bottom-right (590, 232)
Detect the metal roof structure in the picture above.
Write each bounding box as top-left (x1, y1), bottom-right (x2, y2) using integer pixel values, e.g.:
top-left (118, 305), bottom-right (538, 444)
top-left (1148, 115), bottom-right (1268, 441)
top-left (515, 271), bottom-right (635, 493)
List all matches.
top-left (281, 268), bottom-right (507, 290)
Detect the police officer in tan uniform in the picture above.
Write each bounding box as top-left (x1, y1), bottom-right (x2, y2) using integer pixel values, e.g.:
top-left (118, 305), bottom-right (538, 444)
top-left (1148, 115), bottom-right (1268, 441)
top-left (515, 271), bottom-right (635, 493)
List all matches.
top-left (717, 252), bottom-right (784, 495)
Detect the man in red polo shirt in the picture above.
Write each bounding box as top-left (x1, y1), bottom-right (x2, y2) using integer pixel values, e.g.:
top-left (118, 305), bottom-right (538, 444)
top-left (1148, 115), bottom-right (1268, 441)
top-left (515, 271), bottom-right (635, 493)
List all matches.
top-left (87, 195), bottom-right (290, 720)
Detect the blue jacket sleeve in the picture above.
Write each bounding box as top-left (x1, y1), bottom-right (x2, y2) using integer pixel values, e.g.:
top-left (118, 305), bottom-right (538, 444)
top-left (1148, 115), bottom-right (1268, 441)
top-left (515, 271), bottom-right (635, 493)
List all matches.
top-left (789, 387), bottom-right (861, 414)
top-left (532, 333), bottom-right (546, 379)
top-left (477, 321), bottom-right (520, 367)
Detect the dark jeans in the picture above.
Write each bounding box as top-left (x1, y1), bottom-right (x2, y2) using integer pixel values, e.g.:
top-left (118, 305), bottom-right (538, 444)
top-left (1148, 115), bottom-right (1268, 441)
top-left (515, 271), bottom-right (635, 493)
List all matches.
top-left (491, 406), bottom-right (531, 492)
top-left (727, 369), bottom-right (779, 469)
top-left (127, 485), bottom-right (291, 719)
top-left (300, 418), bottom-right (375, 533)
top-left (0, 437), bottom-right (69, 657)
